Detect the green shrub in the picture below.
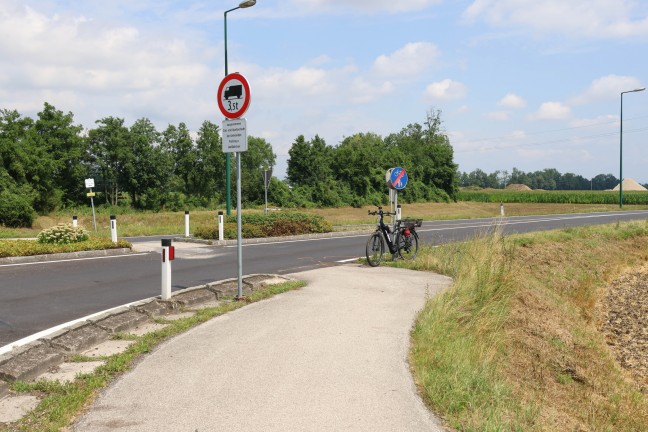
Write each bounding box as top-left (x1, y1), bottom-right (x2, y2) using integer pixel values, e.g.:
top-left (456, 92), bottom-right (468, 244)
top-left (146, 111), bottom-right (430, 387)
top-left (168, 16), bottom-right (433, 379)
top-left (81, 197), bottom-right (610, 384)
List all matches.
top-left (0, 238), bottom-right (131, 258)
top-left (194, 212), bottom-right (332, 240)
top-left (37, 223), bottom-right (89, 244)
top-left (0, 191), bottom-right (36, 228)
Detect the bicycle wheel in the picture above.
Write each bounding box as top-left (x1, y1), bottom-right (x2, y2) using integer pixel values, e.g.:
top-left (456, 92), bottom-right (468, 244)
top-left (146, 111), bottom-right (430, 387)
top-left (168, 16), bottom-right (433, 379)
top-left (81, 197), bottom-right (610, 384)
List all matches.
top-left (396, 230), bottom-right (419, 260)
top-left (365, 232), bottom-right (384, 267)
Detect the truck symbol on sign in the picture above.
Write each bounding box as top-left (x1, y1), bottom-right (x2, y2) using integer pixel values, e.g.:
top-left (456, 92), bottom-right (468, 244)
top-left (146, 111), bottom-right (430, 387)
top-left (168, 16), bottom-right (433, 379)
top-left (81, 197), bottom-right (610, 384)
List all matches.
top-left (224, 85), bottom-right (243, 100)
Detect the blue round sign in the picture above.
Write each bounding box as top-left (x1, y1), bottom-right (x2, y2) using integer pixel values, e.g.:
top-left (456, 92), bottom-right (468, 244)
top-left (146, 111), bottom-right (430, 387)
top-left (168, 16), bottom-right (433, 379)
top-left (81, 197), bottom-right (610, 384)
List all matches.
top-left (390, 167), bottom-right (408, 190)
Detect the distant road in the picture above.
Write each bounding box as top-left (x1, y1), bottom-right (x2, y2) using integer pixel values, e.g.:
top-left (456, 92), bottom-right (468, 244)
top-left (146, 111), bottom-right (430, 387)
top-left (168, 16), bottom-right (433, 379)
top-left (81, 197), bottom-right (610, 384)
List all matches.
top-left (1, 210), bottom-right (647, 348)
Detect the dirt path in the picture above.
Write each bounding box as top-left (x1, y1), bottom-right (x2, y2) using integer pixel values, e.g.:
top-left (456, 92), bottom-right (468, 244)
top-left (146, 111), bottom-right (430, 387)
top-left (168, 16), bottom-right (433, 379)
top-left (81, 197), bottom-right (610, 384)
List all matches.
top-left (600, 264), bottom-right (648, 393)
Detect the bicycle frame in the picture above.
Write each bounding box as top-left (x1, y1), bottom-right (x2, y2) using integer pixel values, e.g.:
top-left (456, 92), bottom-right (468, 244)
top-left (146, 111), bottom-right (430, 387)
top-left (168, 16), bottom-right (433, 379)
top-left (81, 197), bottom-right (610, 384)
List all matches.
top-left (371, 209), bottom-right (398, 254)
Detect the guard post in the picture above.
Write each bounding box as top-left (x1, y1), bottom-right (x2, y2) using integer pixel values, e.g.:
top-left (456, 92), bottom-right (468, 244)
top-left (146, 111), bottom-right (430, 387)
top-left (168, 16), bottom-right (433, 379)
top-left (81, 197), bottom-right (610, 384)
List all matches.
top-left (72, 215), bottom-right (78, 228)
top-left (184, 211), bottom-right (190, 238)
top-left (218, 211), bottom-right (224, 241)
top-left (110, 215), bottom-right (117, 243)
top-left (161, 239), bottom-right (175, 300)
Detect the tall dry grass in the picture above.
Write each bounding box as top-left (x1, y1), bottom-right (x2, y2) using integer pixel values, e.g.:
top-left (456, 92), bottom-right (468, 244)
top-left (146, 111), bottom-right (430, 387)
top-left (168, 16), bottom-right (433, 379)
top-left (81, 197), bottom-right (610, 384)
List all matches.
top-left (401, 221), bottom-right (648, 431)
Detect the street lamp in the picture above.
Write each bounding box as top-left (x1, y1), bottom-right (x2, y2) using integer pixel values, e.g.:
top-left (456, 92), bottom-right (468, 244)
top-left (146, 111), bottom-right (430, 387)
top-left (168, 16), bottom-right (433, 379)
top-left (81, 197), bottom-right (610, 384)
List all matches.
top-left (619, 87), bottom-right (645, 208)
top-left (224, 0), bottom-right (256, 216)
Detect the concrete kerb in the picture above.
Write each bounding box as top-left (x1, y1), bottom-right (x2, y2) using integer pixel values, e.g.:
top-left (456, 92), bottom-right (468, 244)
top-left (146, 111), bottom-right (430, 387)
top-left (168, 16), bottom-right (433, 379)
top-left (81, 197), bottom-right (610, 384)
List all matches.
top-left (0, 273), bottom-right (294, 402)
top-left (0, 248), bottom-right (132, 265)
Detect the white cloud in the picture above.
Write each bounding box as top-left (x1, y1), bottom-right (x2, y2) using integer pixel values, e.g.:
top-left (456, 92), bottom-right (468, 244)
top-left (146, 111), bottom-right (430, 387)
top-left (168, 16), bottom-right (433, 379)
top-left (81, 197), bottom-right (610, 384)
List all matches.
top-left (511, 130), bottom-right (526, 139)
top-left (484, 111), bottom-right (509, 121)
top-left (571, 74), bottom-right (645, 105)
top-left (251, 65), bottom-right (340, 107)
top-left (373, 42), bottom-right (440, 78)
top-left (463, 0), bottom-right (648, 38)
top-left (569, 115), bottom-right (618, 129)
top-left (308, 55), bottom-right (333, 66)
top-left (293, 0), bottom-right (442, 13)
top-left (497, 93), bottom-right (526, 108)
top-left (349, 79), bottom-right (394, 104)
top-left (531, 101), bottom-right (571, 120)
top-left (424, 79), bottom-right (467, 101)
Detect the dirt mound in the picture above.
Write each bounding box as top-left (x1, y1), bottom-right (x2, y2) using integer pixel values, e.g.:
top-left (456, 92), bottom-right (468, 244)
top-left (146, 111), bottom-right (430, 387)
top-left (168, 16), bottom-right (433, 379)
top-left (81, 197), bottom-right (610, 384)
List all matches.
top-left (601, 264), bottom-right (648, 393)
top-left (612, 178), bottom-right (648, 191)
top-left (505, 183), bottom-right (532, 191)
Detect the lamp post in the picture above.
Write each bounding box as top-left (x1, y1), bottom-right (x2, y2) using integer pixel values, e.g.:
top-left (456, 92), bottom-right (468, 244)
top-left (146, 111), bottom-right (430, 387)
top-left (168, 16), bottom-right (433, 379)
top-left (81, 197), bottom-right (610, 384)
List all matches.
top-left (224, 0), bottom-right (256, 216)
top-left (619, 87), bottom-right (645, 208)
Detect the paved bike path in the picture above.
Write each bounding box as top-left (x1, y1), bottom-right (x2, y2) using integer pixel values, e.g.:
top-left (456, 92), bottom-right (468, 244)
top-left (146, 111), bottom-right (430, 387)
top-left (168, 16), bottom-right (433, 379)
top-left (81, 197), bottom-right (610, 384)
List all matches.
top-left (72, 265), bottom-right (451, 432)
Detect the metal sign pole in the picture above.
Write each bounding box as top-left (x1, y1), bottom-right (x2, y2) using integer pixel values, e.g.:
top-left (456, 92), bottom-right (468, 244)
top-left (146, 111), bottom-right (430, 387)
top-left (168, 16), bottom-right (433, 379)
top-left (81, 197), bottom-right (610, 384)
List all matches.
top-left (90, 197), bottom-right (96, 231)
top-left (264, 170), bottom-right (269, 214)
top-left (236, 152), bottom-right (243, 299)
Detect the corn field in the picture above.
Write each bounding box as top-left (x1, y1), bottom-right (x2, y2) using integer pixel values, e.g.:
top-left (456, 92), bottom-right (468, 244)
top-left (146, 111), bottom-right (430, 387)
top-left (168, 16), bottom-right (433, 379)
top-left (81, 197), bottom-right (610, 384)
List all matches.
top-left (458, 190), bottom-right (648, 205)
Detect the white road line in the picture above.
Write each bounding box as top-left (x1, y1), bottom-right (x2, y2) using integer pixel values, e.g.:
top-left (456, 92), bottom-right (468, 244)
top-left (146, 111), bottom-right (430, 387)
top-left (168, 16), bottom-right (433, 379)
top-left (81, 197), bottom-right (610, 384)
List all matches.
top-left (418, 211), bottom-right (648, 233)
top-left (0, 252), bottom-right (151, 268)
top-left (218, 212), bottom-right (648, 247)
top-left (0, 297), bottom-right (154, 355)
top-left (336, 257), bottom-right (362, 263)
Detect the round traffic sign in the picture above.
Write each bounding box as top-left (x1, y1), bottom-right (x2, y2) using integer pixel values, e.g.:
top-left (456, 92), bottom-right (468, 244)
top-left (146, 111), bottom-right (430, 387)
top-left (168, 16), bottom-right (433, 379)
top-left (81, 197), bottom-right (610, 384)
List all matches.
top-left (387, 167), bottom-right (408, 190)
top-left (217, 72), bottom-right (251, 119)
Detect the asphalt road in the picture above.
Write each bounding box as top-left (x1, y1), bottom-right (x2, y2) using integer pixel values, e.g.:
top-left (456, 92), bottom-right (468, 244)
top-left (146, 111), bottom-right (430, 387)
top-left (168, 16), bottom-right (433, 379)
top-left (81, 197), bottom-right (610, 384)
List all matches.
top-left (1, 210), bottom-right (647, 348)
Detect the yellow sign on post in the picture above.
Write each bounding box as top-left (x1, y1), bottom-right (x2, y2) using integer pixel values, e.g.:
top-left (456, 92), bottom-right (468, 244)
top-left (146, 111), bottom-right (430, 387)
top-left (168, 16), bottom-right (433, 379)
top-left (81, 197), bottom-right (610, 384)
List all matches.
top-left (87, 192), bottom-right (96, 197)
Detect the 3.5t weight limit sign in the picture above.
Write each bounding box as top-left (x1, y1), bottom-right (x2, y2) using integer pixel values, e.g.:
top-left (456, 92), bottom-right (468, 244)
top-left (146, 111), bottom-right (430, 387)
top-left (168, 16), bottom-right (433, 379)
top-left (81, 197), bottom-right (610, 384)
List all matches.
top-left (218, 73), bottom-right (251, 119)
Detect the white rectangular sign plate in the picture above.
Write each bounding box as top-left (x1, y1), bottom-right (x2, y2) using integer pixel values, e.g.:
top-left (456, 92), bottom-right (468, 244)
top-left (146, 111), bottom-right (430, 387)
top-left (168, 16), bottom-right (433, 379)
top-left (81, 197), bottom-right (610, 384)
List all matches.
top-left (222, 118), bottom-right (248, 153)
top-left (85, 178), bottom-right (95, 188)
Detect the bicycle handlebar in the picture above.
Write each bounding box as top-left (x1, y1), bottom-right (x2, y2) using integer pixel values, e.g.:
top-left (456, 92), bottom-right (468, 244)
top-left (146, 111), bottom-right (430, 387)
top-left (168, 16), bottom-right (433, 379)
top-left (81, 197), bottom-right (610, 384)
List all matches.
top-left (368, 208), bottom-right (396, 217)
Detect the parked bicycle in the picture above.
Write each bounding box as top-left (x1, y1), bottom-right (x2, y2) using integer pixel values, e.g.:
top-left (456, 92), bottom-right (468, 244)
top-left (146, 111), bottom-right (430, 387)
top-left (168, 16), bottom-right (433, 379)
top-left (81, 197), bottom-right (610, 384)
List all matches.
top-left (365, 206), bottom-right (421, 267)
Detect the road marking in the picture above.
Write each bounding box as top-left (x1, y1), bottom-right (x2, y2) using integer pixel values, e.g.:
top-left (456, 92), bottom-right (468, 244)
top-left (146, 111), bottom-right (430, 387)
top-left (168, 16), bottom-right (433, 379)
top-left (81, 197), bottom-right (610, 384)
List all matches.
top-left (418, 211), bottom-right (648, 233)
top-left (0, 297), bottom-right (154, 355)
top-left (221, 211), bottom-right (648, 248)
top-left (336, 257), bottom-right (361, 263)
top-left (0, 252), bottom-right (151, 268)
top-left (226, 234), bottom-right (374, 248)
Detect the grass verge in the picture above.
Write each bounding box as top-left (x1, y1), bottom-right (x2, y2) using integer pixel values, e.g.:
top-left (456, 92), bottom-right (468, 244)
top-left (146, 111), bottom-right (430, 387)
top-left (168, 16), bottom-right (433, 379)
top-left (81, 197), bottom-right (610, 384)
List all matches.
top-left (3, 203), bottom-right (646, 238)
top-left (0, 280), bottom-right (305, 432)
top-left (0, 238), bottom-right (131, 258)
top-left (393, 221), bottom-right (648, 431)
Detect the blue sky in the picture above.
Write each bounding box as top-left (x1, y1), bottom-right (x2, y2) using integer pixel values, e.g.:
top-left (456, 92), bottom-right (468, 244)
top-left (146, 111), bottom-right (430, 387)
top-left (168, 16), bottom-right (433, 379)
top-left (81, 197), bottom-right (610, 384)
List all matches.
top-left (1, 0), bottom-right (647, 183)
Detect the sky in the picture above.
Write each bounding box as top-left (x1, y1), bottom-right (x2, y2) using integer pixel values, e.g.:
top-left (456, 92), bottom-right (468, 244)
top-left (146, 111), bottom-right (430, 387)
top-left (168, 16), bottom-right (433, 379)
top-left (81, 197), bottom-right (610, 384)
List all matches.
top-left (1, 0), bottom-right (647, 184)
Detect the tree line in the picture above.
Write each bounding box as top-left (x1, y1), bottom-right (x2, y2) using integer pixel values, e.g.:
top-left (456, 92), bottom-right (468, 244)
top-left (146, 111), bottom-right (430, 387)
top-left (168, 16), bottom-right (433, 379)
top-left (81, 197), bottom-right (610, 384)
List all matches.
top-left (0, 104), bottom-right (459, 226)
top-left (459, 168), bottom-right (634, 191)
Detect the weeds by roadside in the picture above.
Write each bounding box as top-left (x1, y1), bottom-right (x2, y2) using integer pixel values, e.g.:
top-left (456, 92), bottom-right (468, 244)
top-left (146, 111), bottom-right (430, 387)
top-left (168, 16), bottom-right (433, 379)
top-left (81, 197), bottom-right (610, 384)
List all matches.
top-left (398, 221), bottom-right (648, 431)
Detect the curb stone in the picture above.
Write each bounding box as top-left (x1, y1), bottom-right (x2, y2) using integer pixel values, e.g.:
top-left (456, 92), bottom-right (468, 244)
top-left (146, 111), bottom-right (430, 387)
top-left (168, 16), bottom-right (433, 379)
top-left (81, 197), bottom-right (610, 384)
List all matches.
top-left (0, 274), bottom-right (294, 404)
top-left (0, 248), bottom-right (132, 265)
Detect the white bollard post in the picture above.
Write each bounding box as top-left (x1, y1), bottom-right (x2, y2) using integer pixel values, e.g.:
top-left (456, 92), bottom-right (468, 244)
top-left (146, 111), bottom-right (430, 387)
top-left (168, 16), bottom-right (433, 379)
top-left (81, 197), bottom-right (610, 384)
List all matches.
top-left (184, 210), bottom-right (190, 238)
top-left (396, 204), bottom-right (402, 221)
top-left (500, 203), bottom-right (505, 217)
top-left (72, 215), bottom-right (78, 228)
top-left (218, 211), bottom-right (224, 242)
top-left (110, 215), bottom-right (117, 243)
top-left (161, 239), bottom-right (174, 300)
